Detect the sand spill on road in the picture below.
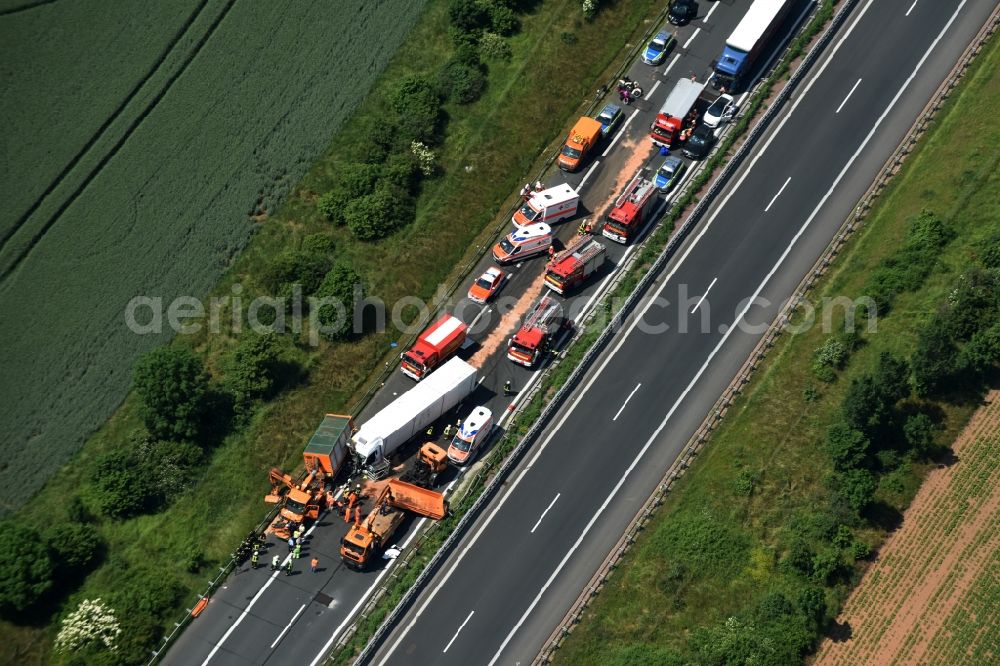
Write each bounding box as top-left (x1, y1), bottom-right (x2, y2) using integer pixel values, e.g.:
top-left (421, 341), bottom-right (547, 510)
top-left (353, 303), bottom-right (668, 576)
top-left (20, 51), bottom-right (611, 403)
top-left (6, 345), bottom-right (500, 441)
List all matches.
top-left (469, 272), bottom-right (546, 368)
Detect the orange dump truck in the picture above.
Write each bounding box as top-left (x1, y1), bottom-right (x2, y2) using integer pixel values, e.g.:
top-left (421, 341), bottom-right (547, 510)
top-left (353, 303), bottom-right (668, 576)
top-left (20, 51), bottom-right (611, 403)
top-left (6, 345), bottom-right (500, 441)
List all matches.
top-left (340, 479), bottom-right (447, 569)
top-left (266, 413), bottom-right (354, 528)
top-left (557, 117), bottom-right (603, 172)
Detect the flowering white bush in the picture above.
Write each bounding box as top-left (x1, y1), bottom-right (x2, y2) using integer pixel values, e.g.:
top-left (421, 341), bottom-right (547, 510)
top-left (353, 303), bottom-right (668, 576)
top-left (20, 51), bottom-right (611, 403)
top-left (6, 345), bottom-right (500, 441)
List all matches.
top-left (55, 598), bottom-right (121, 653)
top-left (582, 0), bottom-right (598, 19)
top-left (410, 141), bottom-right (436, 176)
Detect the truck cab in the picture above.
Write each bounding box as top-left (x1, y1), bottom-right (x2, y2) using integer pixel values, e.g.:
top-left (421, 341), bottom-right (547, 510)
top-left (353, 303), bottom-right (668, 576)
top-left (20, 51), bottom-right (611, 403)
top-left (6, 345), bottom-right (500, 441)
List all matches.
top-left (401, 315), bottom-right (467, 380)
top-left (507, 295), bottom-right (567, 367)
top-left (447, 406), bottom-right (493, 465)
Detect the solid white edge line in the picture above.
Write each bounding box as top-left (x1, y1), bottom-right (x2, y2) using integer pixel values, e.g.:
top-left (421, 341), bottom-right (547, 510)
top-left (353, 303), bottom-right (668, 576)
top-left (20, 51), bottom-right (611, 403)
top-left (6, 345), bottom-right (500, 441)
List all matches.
top-left (469, 305), bottom-right (490, 329)
top-left (530, 493), bottom-right (562, 533)
top-left (835, 77), bottom-right (863, 114)
top-left (764, 176), bottom-right (792, 211)
top-left (375, 1), bottom-right (889, 663)
top-left (270, 603), bottom-right (307, 649)
top-left (612, 383), bottom-right (642, 421)
top-left (906, 0), bottom-right (919, 17)
top-left (579, 160), bottom-right (600, 188)
top-left (485, 2), bottom-right (969, 662)
top-left (704, 1), bottom-right (720, 21)
top-left (442, 610), bottom-right (476, 653)
top-left (602, 108), bottom-right (641, 157)
top-left (690, 277), bottom-right (718, 314)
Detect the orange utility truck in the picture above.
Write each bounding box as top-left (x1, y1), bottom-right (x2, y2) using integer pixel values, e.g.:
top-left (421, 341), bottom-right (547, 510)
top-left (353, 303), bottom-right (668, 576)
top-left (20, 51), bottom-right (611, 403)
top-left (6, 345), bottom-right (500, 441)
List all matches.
top-left (340, 479), bottom-right (447, 569)
top-left (507, 294), bottom-right (568, 367)
top-left (401, 314), bottom-right (468, 381)
top-left (265, 413), bottom-right (354, 530)
top-left (601, 168), bottom-right (659, 244)
top-left (544, 236), bottom-right (607, 295)
top-left (557, 117), bottom-right (603, 172)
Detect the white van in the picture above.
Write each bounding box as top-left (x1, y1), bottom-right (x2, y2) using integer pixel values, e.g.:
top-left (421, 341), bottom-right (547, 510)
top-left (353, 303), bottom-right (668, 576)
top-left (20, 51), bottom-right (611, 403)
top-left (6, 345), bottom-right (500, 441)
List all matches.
top-left (447, 406), bottom-right (493, 465)
top-left (492, 223), bottom-right (553, 264)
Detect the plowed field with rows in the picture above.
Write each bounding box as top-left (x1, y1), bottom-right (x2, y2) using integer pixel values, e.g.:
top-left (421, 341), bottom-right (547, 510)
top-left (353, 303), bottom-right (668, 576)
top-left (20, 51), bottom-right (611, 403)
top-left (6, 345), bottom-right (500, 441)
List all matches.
top-left (813, 391), bottom-right (1000, 666)
top-left (0, 0), bottom-right (426, 509)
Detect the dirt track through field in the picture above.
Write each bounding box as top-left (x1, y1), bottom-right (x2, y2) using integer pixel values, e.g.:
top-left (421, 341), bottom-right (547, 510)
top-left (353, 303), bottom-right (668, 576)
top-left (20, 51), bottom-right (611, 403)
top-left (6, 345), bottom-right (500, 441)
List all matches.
top-left (813, 391), bottom-right (1000, 666)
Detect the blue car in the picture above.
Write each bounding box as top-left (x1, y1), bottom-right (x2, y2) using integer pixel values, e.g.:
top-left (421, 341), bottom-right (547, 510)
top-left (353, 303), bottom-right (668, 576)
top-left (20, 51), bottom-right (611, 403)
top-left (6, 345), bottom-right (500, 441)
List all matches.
top-left (595, 103), bottom-right (623, 137)
top-left (654, 155), bottom-right (686, 192)
top-left (641, 30), bottom-right (672, 66)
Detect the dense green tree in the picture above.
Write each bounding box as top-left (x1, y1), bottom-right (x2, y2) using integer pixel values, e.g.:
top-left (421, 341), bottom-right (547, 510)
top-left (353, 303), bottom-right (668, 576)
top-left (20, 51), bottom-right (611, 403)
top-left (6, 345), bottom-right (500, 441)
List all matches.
top-left (903, 412), bottom-right (936, 456)
top-left (259, 247), bottom-right (332, 298)
top-left (344, 183), bottom-right (415, 241)
top-left (836, 468), bottom-right (877, 513)
top-left (824, 421), bottom-right (870, 470)
top-left (314, 263), bottom-right (362, 340)
top-left (389, 75), bottom-right (443, 143)
top-left (796, 586), bottom-right (827, 630)
top-left (316, 163), bottom-right (381, 225)
top-left (437, 59), bottom-right (487, 105)
top-left (957, 320), bottom-right (1000, 376)
top-left (448, 0), bottom-right (490, 32)
top-left (44, 523), bottom-right (102, 572)
top-left (227, 331), bottom-right (283, 409)
top-left (912, 317), bottom-right (959, 396)
top-left (92, 437), bottom-right (202, 519)
top-left (487, 3), bottom-right (519, 35)
top-left (0, 523), bottom-right (54, 617)
top-left (132, 347), bottom-right (208, 441)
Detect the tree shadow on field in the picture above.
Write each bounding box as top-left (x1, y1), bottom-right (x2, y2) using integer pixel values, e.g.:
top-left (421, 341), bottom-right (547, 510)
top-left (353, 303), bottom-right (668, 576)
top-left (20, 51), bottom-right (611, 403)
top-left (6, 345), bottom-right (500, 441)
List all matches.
top-left (199, 389), bottom-right (235, 449)
top-left (271, 358), bottom-right (308, 396)
top-left (825, 619), bottom-right (853, 643)
top-left (863, 500), bottom-right (903, 533)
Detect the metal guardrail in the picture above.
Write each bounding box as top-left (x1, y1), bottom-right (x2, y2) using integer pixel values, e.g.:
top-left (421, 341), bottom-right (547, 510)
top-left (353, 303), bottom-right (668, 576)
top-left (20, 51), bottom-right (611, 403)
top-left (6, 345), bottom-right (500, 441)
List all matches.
top-left (534, 2), bottom-right (1000, 663)
top-left (346, 2), bottom-right (865, 664)
top-left (151, 5), bottom-right (679, 664)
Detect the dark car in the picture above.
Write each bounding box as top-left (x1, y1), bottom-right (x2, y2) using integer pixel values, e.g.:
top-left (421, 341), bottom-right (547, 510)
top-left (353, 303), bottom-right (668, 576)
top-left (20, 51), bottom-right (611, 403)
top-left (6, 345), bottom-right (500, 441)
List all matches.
top-left (668, 0), bottom-right (697, 25)
top-left (683, 124), bottom-right (716, 160)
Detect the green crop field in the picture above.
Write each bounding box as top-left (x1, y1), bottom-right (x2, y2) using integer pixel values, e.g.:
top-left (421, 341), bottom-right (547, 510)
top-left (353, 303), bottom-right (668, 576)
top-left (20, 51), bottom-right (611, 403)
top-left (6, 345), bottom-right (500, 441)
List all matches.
top-left (0, 0), bottom-right (427, 510)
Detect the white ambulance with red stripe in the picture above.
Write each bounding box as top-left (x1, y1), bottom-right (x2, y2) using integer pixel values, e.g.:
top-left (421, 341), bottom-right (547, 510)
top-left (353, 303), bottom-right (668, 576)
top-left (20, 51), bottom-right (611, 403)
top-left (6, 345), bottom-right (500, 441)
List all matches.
top-left (512, 184), bottom-right (579, 227)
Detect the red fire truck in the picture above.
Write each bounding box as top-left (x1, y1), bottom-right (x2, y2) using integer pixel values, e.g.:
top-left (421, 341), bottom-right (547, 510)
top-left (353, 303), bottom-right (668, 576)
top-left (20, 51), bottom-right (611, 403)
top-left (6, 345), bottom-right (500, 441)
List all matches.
top-left (400, 315), bottom-right (468, 380)
top-left (507, 295), bottom-right (567, 367)
top-left (601, 169), bottom-right (659, 244)
top-left (544, 236), bottom-right (607, 295)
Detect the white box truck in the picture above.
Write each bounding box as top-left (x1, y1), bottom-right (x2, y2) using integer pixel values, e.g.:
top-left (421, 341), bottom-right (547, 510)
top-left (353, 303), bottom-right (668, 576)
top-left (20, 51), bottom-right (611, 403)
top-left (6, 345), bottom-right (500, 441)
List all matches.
top-left (352, 357), bottom-right (478, 476)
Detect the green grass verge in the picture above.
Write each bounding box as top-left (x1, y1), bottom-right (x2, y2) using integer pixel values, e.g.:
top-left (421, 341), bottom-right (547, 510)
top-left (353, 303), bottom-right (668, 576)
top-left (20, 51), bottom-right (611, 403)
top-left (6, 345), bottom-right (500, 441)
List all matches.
top-left (0, 0), bottom-right (663, 663)
top-left (554, 27), bottom-right (1000, 666)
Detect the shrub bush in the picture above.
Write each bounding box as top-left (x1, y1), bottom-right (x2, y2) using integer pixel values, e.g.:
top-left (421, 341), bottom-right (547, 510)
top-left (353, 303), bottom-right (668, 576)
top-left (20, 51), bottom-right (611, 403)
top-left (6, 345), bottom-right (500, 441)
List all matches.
top-left (448, 0), bottom-right (490, 32)
top-left (344, 183), bottom-right (416, 241)
top-left (437, 59), bottom-right (487, 104)
top-left (316, 162), bottom-right (381, 225)
top-left (314, 262), bottom-right (362, 340)
top-left (227, 331), bottom-right (285, 411)
top-left (45, 523), bottom-right (103, 573)
top-left (825, 422), bottom-right (869, 471)
top-left (389, 75), bottom-right (443, 144)
top-left (132, 347), bottom-right (208, 441)
top-left (0, 523), bottom-right (54, 617)
top-left (92, 436), bottom-right (202, 519)
top-left (480, 32), bottom-right (513, 60)
top-left (912, 316), bottom-right (958, 396)
top-left (487, 3), bottom-right (519, 35)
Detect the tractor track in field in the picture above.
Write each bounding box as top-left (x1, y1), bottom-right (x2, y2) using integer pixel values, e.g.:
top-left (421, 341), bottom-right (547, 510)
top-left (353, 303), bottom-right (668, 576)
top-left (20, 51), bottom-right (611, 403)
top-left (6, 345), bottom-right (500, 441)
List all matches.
top-left (0, 0), bottom-right (239, 283)
top-left (0, 0), bottom-right (59, 17)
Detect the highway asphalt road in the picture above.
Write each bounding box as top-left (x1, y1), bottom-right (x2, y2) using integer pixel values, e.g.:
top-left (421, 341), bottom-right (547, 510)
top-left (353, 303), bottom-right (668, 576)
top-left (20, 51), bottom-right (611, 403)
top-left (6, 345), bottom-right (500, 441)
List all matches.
top-left (161, 1), bottom-right (757, 663)
top-left (370, 0), bottom-right (997, 664)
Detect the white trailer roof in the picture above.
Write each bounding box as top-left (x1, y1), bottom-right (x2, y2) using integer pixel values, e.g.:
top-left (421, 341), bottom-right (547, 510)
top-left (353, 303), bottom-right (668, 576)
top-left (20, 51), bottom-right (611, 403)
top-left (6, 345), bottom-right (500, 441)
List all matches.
top-left (659, 79), bottom-right (706, 118)
top-left (530, 183), bottom-right (578, 209)
top-left (424, 315), bottom-right (464, 347)
top-left (353, 357), bottom-right (477, 454)
top-left (727, 0), bottom-right (791, 53)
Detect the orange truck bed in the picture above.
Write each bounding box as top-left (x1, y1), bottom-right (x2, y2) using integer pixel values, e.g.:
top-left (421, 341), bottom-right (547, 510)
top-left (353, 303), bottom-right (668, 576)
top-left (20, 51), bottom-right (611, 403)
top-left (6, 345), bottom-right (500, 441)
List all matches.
top-left (385, 479), bottom-right (447, 520)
